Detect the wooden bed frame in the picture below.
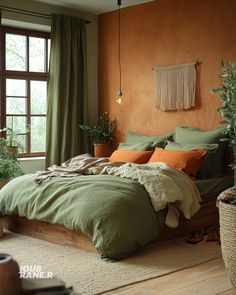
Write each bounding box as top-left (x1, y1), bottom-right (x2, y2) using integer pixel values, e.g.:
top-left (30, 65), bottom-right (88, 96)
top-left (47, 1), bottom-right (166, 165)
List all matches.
top-left (0, 193), bottom-right (219, 253)
top-left (159, 193), bottom-right (219, 241)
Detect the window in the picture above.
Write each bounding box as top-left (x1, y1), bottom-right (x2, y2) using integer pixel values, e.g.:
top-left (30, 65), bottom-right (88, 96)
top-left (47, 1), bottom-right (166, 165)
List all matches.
top-left (0, 26), bottom-right (50, 157)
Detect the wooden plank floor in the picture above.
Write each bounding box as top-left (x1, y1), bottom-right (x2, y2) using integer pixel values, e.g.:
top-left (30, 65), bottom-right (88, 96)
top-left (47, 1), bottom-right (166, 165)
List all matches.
top-left (103, 257), bottom-right (236, 295)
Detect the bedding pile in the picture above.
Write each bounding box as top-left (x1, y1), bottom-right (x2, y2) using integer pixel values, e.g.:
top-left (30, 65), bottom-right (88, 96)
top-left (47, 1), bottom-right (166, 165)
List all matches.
top-left (0, 154), bottom-right (201, 259)
top-left (34, 154), bottom-right (201, 228)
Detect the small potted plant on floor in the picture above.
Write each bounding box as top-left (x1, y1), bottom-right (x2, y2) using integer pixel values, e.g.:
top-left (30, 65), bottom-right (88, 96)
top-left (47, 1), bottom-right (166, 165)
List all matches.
top-left (80, 112), bottom-right (115, 157)
top-left (213, 60), bottom-right (236, 288)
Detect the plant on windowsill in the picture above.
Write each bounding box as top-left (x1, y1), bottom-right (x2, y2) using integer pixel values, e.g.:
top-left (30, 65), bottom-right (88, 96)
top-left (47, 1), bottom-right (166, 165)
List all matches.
top-left (213, 60), bottom-right (236, 288)
top-left (0, 127), bottom-right (24, 158)
top-left (79, 112), bottom-right (115, 157)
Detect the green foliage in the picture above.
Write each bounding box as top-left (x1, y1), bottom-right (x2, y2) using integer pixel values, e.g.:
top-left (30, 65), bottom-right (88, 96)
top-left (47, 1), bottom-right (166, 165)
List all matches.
top-left (80, 113), bottom-right (115, 143)
top-left (213, 61), bottom-right (236, 170)
top-left (0, 159), bottom-right (24, 181)
top-left (0, 127), bottom-right (24, 154)
top-left (0, 127), bottom-right (24, 180)
top-left (0, 138), bottom-right (19, 160)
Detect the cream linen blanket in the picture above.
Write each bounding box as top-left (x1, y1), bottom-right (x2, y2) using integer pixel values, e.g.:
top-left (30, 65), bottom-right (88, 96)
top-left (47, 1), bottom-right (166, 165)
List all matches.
top-left (35, 154), bottom-right (201, 228)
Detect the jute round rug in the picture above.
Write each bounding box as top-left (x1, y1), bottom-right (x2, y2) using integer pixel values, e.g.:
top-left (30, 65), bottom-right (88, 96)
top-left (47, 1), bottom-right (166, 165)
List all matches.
top-left (0, 232), bottom-right (221, 295)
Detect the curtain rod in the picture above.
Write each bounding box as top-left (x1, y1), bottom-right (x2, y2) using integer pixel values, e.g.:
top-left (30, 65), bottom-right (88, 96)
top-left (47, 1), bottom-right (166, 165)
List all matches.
top-left (152, 60), bottom-right (201, 70)
top-left (0, 5), bottom-right (91, 24)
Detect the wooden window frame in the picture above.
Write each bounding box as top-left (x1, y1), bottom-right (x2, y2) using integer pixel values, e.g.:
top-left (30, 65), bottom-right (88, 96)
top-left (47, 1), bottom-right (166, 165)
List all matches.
top-left (0, 26), bottom-right (50, 158)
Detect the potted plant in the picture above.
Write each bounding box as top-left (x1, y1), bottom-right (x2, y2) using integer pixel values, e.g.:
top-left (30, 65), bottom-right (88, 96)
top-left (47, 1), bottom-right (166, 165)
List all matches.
top-left (80, 112), bottom-right (115, 157)
top-left (0, 129), bottom-right (24, 189)
top-left (213, 60), bottom-right (236, 288)
top-left (0, 127), bottom-right (24, 239)
top-left (0, 127), bottom-right (23, 157)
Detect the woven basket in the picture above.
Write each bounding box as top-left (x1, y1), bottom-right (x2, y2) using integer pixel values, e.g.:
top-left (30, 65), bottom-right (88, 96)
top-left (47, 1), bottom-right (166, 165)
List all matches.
top-left (218, 187), bottom-right (236, 288)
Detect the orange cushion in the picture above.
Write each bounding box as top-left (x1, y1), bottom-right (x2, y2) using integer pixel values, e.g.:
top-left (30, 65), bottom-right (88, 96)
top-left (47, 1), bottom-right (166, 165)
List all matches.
top-left (109, 150), bottom-right (153, 164)
top-left (148, 148), bottom-right (206, 177)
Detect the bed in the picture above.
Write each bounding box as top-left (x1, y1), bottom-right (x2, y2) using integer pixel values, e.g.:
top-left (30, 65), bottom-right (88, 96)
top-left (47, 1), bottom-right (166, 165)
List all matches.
top-left (0, 176), bottom-right (232, 244)
top-left (0, 157), bottom-right (202, 260)
top-left (0, 127), bottom-right (233, 260)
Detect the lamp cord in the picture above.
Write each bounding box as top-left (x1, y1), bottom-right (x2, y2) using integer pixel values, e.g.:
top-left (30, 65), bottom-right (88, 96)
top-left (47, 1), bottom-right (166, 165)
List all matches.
top-left (118, 3), bottom-right (122, 94)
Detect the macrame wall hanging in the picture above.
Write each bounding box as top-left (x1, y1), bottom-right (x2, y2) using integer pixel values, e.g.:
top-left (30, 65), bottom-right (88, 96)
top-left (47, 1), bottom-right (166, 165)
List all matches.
top-left (153, 62), bottom-right (197, 111)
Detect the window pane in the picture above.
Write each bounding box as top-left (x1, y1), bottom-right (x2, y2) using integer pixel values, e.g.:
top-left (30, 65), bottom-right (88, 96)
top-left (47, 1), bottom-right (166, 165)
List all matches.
top-left (6, 34), bottom-right (27, 71)
top-left (7, 97), bottom-right (26, 115)
top-left (7, 116), bottom-right (27, 134)
top-left (29, 37), bottom-right (45, 72)
top-left (6, 79), bottom-right (27, 97)
top-left (31, 117), bottom-right (46, 152)
top-left (31, 81), bottom-right (47, 114)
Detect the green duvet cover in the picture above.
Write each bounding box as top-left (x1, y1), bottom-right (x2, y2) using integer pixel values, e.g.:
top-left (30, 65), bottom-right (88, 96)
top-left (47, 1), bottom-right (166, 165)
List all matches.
top-left (0, 174), bottom-right (166, 260)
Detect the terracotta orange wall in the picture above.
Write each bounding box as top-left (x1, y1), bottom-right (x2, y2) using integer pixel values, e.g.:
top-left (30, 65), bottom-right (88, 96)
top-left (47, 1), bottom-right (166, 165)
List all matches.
top-left (98, 0), bottom-right (236, 145)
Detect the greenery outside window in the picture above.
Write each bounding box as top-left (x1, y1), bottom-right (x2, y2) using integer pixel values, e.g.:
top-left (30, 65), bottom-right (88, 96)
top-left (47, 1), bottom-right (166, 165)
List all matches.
top-left (0, 26), bottom-right (50, 157)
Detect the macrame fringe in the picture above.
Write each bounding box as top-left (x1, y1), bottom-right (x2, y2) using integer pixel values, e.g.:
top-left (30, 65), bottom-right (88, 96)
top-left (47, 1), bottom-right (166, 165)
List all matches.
top-left (154, 63), bottom-right (196, 111)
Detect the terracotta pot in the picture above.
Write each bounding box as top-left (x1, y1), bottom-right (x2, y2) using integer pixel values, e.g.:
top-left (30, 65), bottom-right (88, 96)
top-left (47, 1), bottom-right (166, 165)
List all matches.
top-left (0, 254), bottom-right (21, 295)
top-left (93, 142), bottom-right (111, 158)
top-left (8, 146), bottom-right (17, 155)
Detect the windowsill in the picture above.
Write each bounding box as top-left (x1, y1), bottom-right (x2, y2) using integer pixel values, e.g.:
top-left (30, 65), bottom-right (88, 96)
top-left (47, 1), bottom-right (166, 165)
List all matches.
top-left (18, 157), bottom-right (45, 161)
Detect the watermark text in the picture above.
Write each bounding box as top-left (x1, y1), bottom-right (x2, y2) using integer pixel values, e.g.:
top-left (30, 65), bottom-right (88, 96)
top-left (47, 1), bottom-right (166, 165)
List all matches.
top-left (19, 265), bottom-right (53, 279)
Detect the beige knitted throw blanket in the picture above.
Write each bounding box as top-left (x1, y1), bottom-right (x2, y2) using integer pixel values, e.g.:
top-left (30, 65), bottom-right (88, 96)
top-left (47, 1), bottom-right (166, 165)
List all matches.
top-left (154, 62), bottom-right (196, 111)
top-left (35, 154), bottom-right (201, 228)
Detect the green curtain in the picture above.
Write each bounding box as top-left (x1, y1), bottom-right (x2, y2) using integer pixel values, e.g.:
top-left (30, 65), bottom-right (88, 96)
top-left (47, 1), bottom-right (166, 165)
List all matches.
top-left (46, 14), bottom-right (88, 167)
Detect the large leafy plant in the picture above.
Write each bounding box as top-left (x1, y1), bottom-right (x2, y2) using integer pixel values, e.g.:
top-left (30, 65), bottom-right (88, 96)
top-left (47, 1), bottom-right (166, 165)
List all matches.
top-left (213, 61), bottom-right (236, 173)
top-left (0, 143), bottom-right (24, 181)
top-left (0, 159), bottom-right (24, 181)
top-left (80, 112), bottom-right (115, 143)
top-left (0, 128), bottom-right (24, 181)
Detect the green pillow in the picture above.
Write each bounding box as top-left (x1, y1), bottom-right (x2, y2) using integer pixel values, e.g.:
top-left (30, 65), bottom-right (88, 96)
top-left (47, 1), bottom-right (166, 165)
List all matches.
top-left (126, 131), bottom-right (174, 148)
top-left (174, 126), bottom-right (226, 178)
top-left (174, 126), bottom-right (224, 144)
top-left (118, 142), bottom-right (152, 151)
top-left (165, 141), bottom-right (223, 179)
